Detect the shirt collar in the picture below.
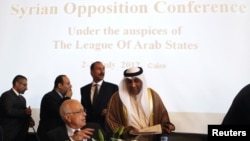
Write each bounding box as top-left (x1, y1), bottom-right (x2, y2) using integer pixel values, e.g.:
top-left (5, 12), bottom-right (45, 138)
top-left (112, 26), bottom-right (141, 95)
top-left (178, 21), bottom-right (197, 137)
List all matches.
top-left (55, 90), bottom-right (64, 99)
top-left (92, 80), bottom-right (103, 86)
top-left (66, 125), bottom-right (80, 136)
top-left (12, 88), bottom-right (20, 96)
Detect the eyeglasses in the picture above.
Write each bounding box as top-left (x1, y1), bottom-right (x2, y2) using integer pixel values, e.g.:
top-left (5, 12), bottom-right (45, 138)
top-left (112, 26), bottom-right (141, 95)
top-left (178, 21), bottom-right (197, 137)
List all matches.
top-left (66, 109), bottom-right (86, 115)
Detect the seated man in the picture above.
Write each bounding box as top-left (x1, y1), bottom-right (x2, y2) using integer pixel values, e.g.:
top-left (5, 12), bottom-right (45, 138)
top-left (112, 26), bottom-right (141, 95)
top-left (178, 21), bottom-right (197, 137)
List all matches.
top-left (47, 99), bottom-right (102, 141)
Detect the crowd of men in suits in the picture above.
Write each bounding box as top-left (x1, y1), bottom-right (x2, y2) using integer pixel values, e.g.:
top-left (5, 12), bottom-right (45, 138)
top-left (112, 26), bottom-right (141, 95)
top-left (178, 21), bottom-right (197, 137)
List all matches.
top-left (0, 61), bottom-right (118, 141)
top-left (0, 61), bottom-right (176, 141)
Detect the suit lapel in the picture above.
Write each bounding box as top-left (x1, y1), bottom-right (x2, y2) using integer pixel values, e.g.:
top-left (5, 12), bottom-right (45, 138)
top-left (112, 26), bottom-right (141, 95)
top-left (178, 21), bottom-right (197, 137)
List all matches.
top-left (93, 82), bottom-right (105, 105)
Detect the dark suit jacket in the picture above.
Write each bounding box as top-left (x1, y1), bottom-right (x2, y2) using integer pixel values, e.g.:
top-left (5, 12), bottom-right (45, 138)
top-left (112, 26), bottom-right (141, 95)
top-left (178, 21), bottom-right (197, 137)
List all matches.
top-left (47, 122), bottom-right (103, 141)
top-left (222, 84), bottom-right (250, 124)
top-left (37, 90), bottom-right (70, 141)
top-left (0, 89), bottom-right (31, 141)
top-left (80, 81), bottom-right (118, 130)
top-left (0, 125), bottom-right (3, 141)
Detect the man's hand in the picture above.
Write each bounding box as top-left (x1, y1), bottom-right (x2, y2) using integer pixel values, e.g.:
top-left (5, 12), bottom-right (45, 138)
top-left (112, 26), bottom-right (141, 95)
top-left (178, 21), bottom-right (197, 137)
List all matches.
top-left (165, 122), bottom-right (175, 134)
top-left (25, 106), bottom-right (32, 116)
top-left (71, 128), bottom-right (94, 141)
top-left (101, 109), bottom-right (107, 116)
top-left (29, 119), bottom-right (35, 127)
top-left (129, 128), bottom-right (139, 134)
top-left (65, 88), bottom-right (73, 98)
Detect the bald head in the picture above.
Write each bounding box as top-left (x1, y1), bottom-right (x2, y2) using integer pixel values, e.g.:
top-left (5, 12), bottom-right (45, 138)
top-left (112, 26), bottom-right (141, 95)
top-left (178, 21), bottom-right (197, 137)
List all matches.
top-left (59, 99), bottom-right (87, 129)
top-left (60, 99), bottom-right (79, 116)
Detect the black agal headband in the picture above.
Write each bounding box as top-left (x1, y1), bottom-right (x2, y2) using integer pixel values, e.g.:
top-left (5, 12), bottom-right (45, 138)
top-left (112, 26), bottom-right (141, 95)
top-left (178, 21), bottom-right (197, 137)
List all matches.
top-left (123, 67), bottom-right (143, 77)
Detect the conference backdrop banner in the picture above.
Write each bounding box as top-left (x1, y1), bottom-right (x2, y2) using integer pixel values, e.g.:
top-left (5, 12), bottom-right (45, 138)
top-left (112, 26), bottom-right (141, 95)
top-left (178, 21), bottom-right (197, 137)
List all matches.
top-left (1, 0), bottom-right (250, 134)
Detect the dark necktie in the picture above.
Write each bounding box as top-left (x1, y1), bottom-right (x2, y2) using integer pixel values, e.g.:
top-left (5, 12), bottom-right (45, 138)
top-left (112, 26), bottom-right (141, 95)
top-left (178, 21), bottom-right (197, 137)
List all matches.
top-left (74, 129), bottom-right (80, 134)
top-left (19, 95), bottom-right (25, 103)
top-left (93, 84), bottom-right (98, 104)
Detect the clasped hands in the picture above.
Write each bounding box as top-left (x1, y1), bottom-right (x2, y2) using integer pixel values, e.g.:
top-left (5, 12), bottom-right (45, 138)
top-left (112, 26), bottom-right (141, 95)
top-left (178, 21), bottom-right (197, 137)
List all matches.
top-left (25, 106), bottom-right (35, 127)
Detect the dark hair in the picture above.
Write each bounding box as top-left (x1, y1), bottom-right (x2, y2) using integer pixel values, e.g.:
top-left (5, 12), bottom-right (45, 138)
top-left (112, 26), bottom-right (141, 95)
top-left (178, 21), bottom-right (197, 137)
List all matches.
top-left (12, 75), bottom-right (27, 86)
top-left (90, 61), bottom-right (102, 71)
top-left (54, 75), bottom-right (66, 89)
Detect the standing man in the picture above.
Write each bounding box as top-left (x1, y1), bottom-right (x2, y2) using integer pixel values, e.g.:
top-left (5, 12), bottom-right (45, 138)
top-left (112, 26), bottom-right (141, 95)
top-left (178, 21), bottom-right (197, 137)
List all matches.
top-left (0, 75), bottom-right (35, 141)
top-left (37, 74), bottom-right (72, 141)
top-left (80, 61), bottom-right (118, 132)
top-left (106, 67), bottom-right (175, 141)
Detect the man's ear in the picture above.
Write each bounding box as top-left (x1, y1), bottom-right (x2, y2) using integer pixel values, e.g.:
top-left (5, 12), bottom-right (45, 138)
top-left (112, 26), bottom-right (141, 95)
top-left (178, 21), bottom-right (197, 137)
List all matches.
top-left (58, 83), bottom-right (63, 89)
top-left (64, 115), bottom-right (71, 122)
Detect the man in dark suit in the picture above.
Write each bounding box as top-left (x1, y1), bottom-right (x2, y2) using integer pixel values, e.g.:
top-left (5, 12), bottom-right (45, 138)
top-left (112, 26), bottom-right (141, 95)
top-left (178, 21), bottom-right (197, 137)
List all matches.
top-left (80, 61), bottom-right (118, 132)
top-left (222, 84), bottom-right (250, 124)
top-left (47, 99), bottom-right (101, 141)
top-left (37, 75), bottom-right (72, 141)
top-left (0, 75), bottom-right (34, 141)
top-left (0, 125), bottom-right (3, 141)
